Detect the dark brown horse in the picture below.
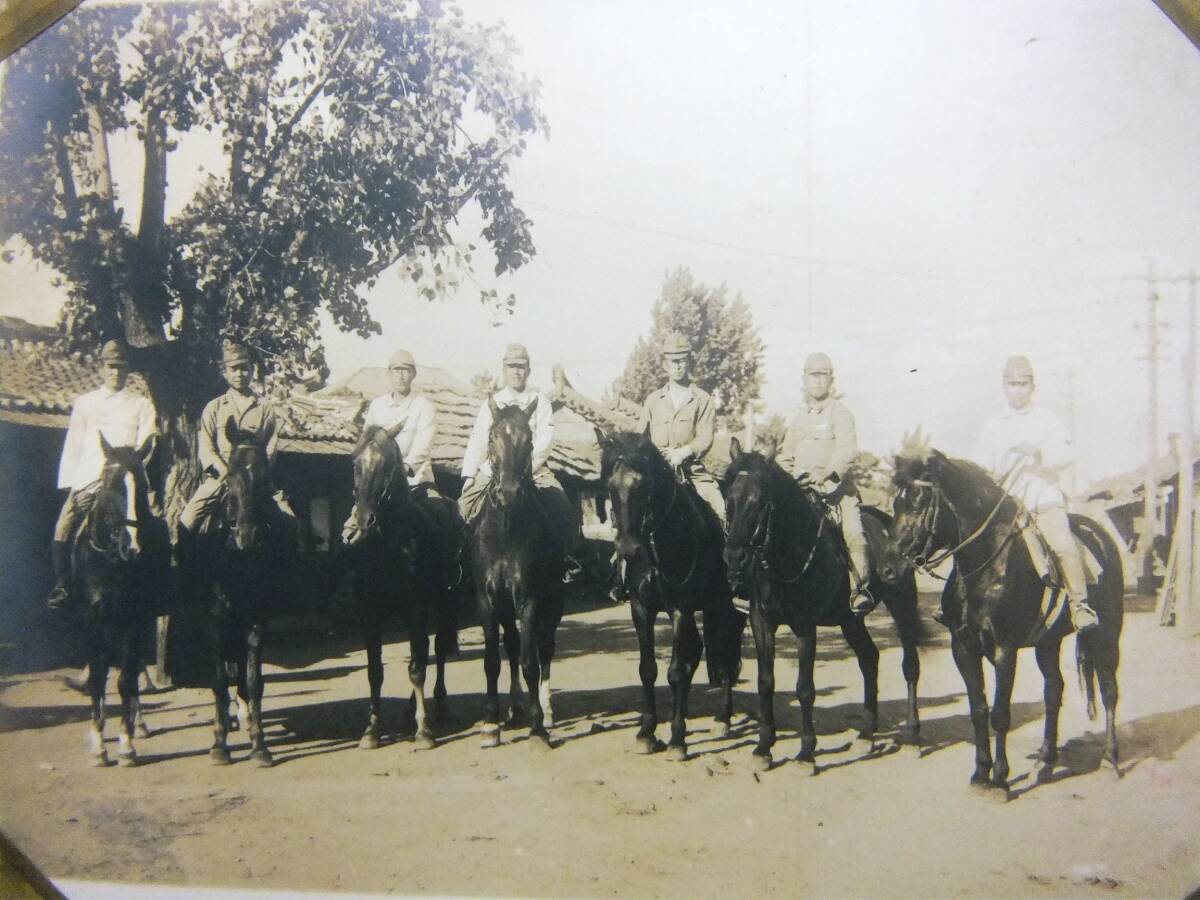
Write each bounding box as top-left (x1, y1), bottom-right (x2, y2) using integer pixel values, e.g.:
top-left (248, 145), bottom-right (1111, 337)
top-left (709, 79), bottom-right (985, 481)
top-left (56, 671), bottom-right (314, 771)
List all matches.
top-left (470, 399), bottom-right (566, 750)
top-left (71, 434), bottom-right (168, 766)
top-left (340, 423), bottom-right (466, 751)
top-left (722, 438), bottom-right (924, 773)
top-left (877, 434), bottom-right (1123, 800)
top-left (181, 418), bottom-right (296, 767)
top-left (600, 431), bottom-right (745, 761)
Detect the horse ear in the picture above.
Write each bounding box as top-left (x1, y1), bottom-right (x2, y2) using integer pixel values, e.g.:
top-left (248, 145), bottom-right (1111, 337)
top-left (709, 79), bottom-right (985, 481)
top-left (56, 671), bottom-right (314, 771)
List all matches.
top-left (99, 432), bottom-right (115, 458)
top-left (729, 435), bottom-right (742, 461)
top-left (487, 396), bottom-right (500, 418)
top-left (224, 416), bottom-right (240, 449)
top-left (757, 435), bottom-right (779, 463)
top-left (385, 419), bottom-right (404, 441)
top-left (593, 425), bottom-right (610, 449)
top-left (525, 395), bottom-right (538, 417)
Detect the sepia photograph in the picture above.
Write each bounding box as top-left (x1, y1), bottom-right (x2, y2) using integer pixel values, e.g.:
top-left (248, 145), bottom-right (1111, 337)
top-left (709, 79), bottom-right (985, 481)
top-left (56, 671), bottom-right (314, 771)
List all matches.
top-left (0, 0), bottom-right (1198, 897)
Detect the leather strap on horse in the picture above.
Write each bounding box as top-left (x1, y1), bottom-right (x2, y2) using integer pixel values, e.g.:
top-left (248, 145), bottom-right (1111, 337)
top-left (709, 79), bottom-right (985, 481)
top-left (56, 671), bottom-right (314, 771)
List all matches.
top-left (910, 457), bottom-right (1025, 570)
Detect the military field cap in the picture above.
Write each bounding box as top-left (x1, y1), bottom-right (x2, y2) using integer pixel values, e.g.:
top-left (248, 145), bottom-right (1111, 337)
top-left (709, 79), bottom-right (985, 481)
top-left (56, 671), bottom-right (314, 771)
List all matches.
top-left (99, 340), bottom-right (130, 366)
top-left (389, 349), bottom-right (416, 371)
top-left (803, 352), bottom-right (833, 374)
top-left (502, 342), bottom-right (530, 365)
top-left (221, 341), bottom-right (253, 366)
top-left (1003, 355), bottom-right (1034, 380)
top-left (661, 332), bottom-right (691, 358)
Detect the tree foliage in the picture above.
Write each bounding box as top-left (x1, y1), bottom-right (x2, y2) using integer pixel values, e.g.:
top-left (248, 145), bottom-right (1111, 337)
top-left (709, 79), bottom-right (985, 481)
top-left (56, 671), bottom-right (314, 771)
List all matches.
top-left (620, 267), bottom-right (763, 430)
top-left (0, 0), bottom-right (547, 401)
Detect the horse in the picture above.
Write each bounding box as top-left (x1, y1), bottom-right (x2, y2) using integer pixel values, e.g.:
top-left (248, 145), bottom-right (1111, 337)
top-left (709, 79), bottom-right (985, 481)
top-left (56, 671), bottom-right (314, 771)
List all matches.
top-left (877, 434), bottom-right (1124, 800)
top-left (183, 417), bottom-right (296, 767)
top-left (470, 398), bottom-right (566, 750)
top-left (599, 431), bottom-right (745, 761)
top-left (70, 434), bottom-right (168, 766)
top-left (722, 438), bottom-right (924, 773)
top-left (341, 422), bottom-right (466, 751)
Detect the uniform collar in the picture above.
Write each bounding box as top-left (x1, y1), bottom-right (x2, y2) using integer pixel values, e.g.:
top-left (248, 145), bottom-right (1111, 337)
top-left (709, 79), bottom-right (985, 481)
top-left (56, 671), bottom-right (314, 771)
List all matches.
top-left (384, 391), bottom-right (415, 407)
top-left (1001, 404), bottom-right (1034, 419)
top-left (805, 395), bottom-right (830, 414)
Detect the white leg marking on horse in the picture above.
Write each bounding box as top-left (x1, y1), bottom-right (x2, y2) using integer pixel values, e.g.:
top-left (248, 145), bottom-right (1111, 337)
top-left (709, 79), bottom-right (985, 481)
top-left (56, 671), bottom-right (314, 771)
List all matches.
top-left (88, 723), bottom-right (104, 755)
top-left (411, 671), bottom-right (430, 744)
top-left (237, 695), bottom-right (251, 732)
top-left (539, 676), bottom-right (553, 728)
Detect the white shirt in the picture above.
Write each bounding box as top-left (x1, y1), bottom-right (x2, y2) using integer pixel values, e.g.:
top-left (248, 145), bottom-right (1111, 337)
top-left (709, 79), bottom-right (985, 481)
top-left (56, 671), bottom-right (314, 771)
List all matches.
top-left (461, 385), bottom-right (554, 480)
top-left (973, 404), bottom-right (1073, 509)
top-left (58, 385), bottom-right (157, 490)
top-left (364, 391), bottom-right (437, 484)
top-left (667, 381), bottom-right (692, 411)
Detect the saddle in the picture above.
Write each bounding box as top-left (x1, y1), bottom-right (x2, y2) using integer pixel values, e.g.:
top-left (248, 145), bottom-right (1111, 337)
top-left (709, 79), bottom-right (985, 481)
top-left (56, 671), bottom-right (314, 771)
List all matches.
top-left (1016, 511), bottom-right (1102, 591)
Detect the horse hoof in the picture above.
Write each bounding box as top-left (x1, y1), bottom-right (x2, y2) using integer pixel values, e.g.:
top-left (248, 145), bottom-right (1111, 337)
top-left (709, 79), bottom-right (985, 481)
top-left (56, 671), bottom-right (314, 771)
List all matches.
top-left (664, 744), bottom-right (687, 762)
top-left (901, 739), bottom-right (923, 759)
top-left (795, 756), bottom-right (818, 777)
top-left (90, 750), bottom-right (110, 768)
top-left (749, 752), bottom-right (772, 773)
top-left (414, 732), bottom-right (437, 751)
top-left (250, 749), bottom-right (274, 768)
top-left (210, 747), bottom-right (232, 766)
top-left (985, 784), bottom-right (1010, 804)
top-left (136, 725), bottom-right (154, 740)
top-left (480, 725), bottom-right (501, 749)
top-left (854, 735), bottom-right (878, 756)
top-left (634, 736), bottom-right (663, 755)
top-left (1036, 763), bottom-right (1057, 784)
top-left (713, 721), bottom-right (731, 739)
top-left (359, 733), bottom-right (381, 751)
top-left (1101, 757), bottom-right (1122, 780)
top-left (528, 732), bottom-right (552, 752)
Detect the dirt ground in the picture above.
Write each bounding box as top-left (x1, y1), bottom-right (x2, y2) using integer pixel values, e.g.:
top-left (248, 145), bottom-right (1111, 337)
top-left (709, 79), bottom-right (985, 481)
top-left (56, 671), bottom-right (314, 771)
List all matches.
top-left (1, 590), bottom-right (1198, 899)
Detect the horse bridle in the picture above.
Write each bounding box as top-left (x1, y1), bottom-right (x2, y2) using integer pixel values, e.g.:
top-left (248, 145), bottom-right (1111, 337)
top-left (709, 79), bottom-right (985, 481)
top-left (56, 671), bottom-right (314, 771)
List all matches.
top-left (896, 477), bottom-right (1019, 580)
top-left (731, 473), bottom-right (824, 585)
top-left (613, 456), bottom-right (700, 589)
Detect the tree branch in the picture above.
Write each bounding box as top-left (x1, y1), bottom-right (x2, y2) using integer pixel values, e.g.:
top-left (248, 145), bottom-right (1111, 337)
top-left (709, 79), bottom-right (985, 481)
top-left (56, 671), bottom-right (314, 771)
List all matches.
top-left (137, 108), bottom-right (167, 255)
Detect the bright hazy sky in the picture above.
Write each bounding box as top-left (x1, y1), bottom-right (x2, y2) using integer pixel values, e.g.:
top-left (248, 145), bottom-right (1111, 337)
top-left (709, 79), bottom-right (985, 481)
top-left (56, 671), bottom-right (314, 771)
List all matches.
top-left (3, 1), bottom-right (1199, 489)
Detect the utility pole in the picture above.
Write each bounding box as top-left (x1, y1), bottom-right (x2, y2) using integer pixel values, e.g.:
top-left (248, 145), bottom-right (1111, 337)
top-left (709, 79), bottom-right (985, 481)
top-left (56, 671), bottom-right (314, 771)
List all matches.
top-left (1182, 272), bottom-right (1198, 634)
top-left (1065, 369), bottom-right (1077, 496)
top-left (1143, 272), bottom-right (1161, 590)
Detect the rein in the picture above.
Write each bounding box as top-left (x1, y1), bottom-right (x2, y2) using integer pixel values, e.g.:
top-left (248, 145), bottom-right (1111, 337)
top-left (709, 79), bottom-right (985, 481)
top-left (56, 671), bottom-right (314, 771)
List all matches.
top-left (618, 456), bottom-right (701, 590)
top-left (739, 490), bottom-right (825, 585)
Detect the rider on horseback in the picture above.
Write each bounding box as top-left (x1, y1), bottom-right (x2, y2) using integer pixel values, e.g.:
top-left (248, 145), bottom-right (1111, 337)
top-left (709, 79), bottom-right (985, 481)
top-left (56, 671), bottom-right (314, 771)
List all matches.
top-left (639, 332), bottom-right (725, 525)
top-left (778, 352), bottom-right (872, 615)
top-left (342, 348), bottom-right (439, 543)
top-left (458, 342), bottom-right (571, 528)
top-left (178, 341), bottom-right (296, 538)
top-left (47, 340), bottom-right (157, 610)
top-left (974, 355), bottom-right (1099, 633)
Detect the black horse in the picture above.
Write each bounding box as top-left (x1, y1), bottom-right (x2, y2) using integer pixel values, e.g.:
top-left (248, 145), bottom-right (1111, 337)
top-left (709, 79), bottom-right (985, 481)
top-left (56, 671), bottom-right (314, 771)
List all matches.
top-left (182, 418), bottom-right (296, 767)
top-left (470, 399), bottom-right (566, 750)
top-left (722, 438), bottom-right (924, 773)
top-left (340, 423), bottom-right (466, 751)
top-left (599, 432), bottom-right (745, 761)
top-left (71, 434), bottom-right (168, 767)
top-left (878, 434), bottom-right (1124, 799)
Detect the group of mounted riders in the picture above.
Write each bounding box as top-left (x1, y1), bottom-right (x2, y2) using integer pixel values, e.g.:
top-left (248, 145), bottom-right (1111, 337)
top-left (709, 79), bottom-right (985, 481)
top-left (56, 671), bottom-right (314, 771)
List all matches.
top-left (44, 328), bottom-right (1117, 787)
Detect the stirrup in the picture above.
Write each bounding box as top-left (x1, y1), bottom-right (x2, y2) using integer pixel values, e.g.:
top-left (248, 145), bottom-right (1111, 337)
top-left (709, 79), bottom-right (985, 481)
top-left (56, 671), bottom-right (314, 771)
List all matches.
top-left (1071, 602), bottom-right (1100, 634)
top-left (731, 595), bottom-right (751, 616)
top-left (850, 585), bottom-right (875, 615)
top-left (46, 584), bottom-right (71, 611)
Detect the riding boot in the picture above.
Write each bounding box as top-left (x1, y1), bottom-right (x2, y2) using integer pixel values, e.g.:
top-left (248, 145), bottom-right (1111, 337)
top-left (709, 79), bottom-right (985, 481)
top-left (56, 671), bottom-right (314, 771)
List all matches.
top-left (847, 549), bottom-right (874, 615)
top-left (46, 540), bottom-right (71, 610)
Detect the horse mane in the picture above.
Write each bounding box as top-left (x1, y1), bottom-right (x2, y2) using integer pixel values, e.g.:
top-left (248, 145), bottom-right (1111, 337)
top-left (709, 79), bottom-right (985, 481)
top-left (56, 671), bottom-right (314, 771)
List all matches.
top-left (599, 431), bottom-right (673, 484)
top-left (892, 444), bottom-right (1009, 519)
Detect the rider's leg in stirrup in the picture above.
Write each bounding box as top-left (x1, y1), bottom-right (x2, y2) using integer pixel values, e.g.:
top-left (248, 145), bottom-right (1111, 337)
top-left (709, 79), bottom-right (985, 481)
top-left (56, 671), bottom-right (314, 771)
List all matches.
top-left (841, 495), bottom-right (873, 614)
top-left (1035, 504), bottom-right (1098, 633)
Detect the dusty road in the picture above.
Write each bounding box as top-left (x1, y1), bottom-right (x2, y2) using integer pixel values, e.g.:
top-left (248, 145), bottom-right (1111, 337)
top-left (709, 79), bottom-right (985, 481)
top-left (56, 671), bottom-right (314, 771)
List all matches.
top-left (1, 591), bottom-right (1198, 898)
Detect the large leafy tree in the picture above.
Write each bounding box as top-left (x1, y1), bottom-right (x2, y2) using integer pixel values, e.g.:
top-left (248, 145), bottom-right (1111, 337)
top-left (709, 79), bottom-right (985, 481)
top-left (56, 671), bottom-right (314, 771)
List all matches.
top-left (0, 0), bottom-right (546, 522)
top-left (621, 267), bottom-right (763, 431)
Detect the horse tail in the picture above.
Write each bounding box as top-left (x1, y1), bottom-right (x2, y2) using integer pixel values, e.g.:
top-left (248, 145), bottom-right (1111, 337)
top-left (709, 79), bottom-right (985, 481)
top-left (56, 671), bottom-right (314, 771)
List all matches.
top-left (704, 599), bottom-right (746, 686)
top-left (1070, 513), bottom-right (1124, 723)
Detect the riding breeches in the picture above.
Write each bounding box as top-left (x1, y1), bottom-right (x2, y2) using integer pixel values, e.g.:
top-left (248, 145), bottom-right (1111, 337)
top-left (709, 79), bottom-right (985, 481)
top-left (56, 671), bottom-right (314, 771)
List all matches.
top-left (458, 469), bottom-right (571, 533)
top-left (342, 482), bottom-right (442, 542)
top-left (836, 494), bottom-right (869, 589)
top-left (53, 487), bottom-right (96, 542)
top-left (687, 469), bottom-right (726, 526)
top-left (179, 476), bottom-right (296, 535)
top-left (1032, 503), bottom-right (1087, 599)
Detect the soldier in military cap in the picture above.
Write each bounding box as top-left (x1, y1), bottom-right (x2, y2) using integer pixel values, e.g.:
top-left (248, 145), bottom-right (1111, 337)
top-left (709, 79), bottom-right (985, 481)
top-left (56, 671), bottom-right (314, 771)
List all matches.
top-left (778, 351), bottom-right (872, 613)
top-left (47, 339), bottom-right (157, 609)
top-left (973, 355), bottom-right (1098, 632)
top-left (458, 342), bottom-right (570, 526)
top-left (639, 332), bottom-right (725, 524)
top-left (178, 341), bottom-right (295, 537)
top-left (342, 347), bottom-right (439, 542)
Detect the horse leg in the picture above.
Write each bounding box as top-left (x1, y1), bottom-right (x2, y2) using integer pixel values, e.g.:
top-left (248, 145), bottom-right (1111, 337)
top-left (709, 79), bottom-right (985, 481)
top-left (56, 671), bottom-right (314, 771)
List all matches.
top-left (245, 623), bottom-right (272, 767)
top-left (360, 616), bottom-right (384, 749)
top-left (950, 632), bottom-right (992, 790)
top-left (87, 654), bottom-right (109, 767)
top-left (1097, 648), bottom-right (1121, 778)
top-left (1033, 637), bottom-right (1065, 780)
top-left (210, 621), bottom-right (233, 765)
top-left (502, 617), bottom-right (525, 727)
top-left (749, 604), bottom-right (777, 772)
top-left (794, 623), bottom-right (819, 775)
top-left (431, 621), bottom-right (455, 723)
top-left (840, 615), bottom-right (880, 751)
top-left (115, 637), bottom-right (140, 767)
top-left (537, 614), bottom-right (557, 730)
top-left (664, 609), bottom-right (702, 762)
top-left (987, 644), bottom-right (1017, 800)
top-left (519, 599), bottom-right (551, 750)
top-left (630, 597), bottom-right (662, 755)
top-left (886, 586), bottom-right (923, 750)
top-left (408, 623), bottom-right (436, 751)
top-left (480, 613), bottom-right (503, 749)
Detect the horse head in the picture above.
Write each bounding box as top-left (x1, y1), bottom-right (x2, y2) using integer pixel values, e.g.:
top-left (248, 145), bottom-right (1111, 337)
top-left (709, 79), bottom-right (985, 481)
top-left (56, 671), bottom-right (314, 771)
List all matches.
top-left (224, 417), bottom-right (273, 552)
top-left (721, 436), bottom-right (774, 593)
top-left (879, 433), bottom-right (957, 583)
top-left (486, 398), bottom-right (535, 507)
top-left (92, 432), bottom-right (155, 562)
top-left (350, 421), bottom-right (411, 543)
top-left (599, 431), bottom-right (671, 561)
